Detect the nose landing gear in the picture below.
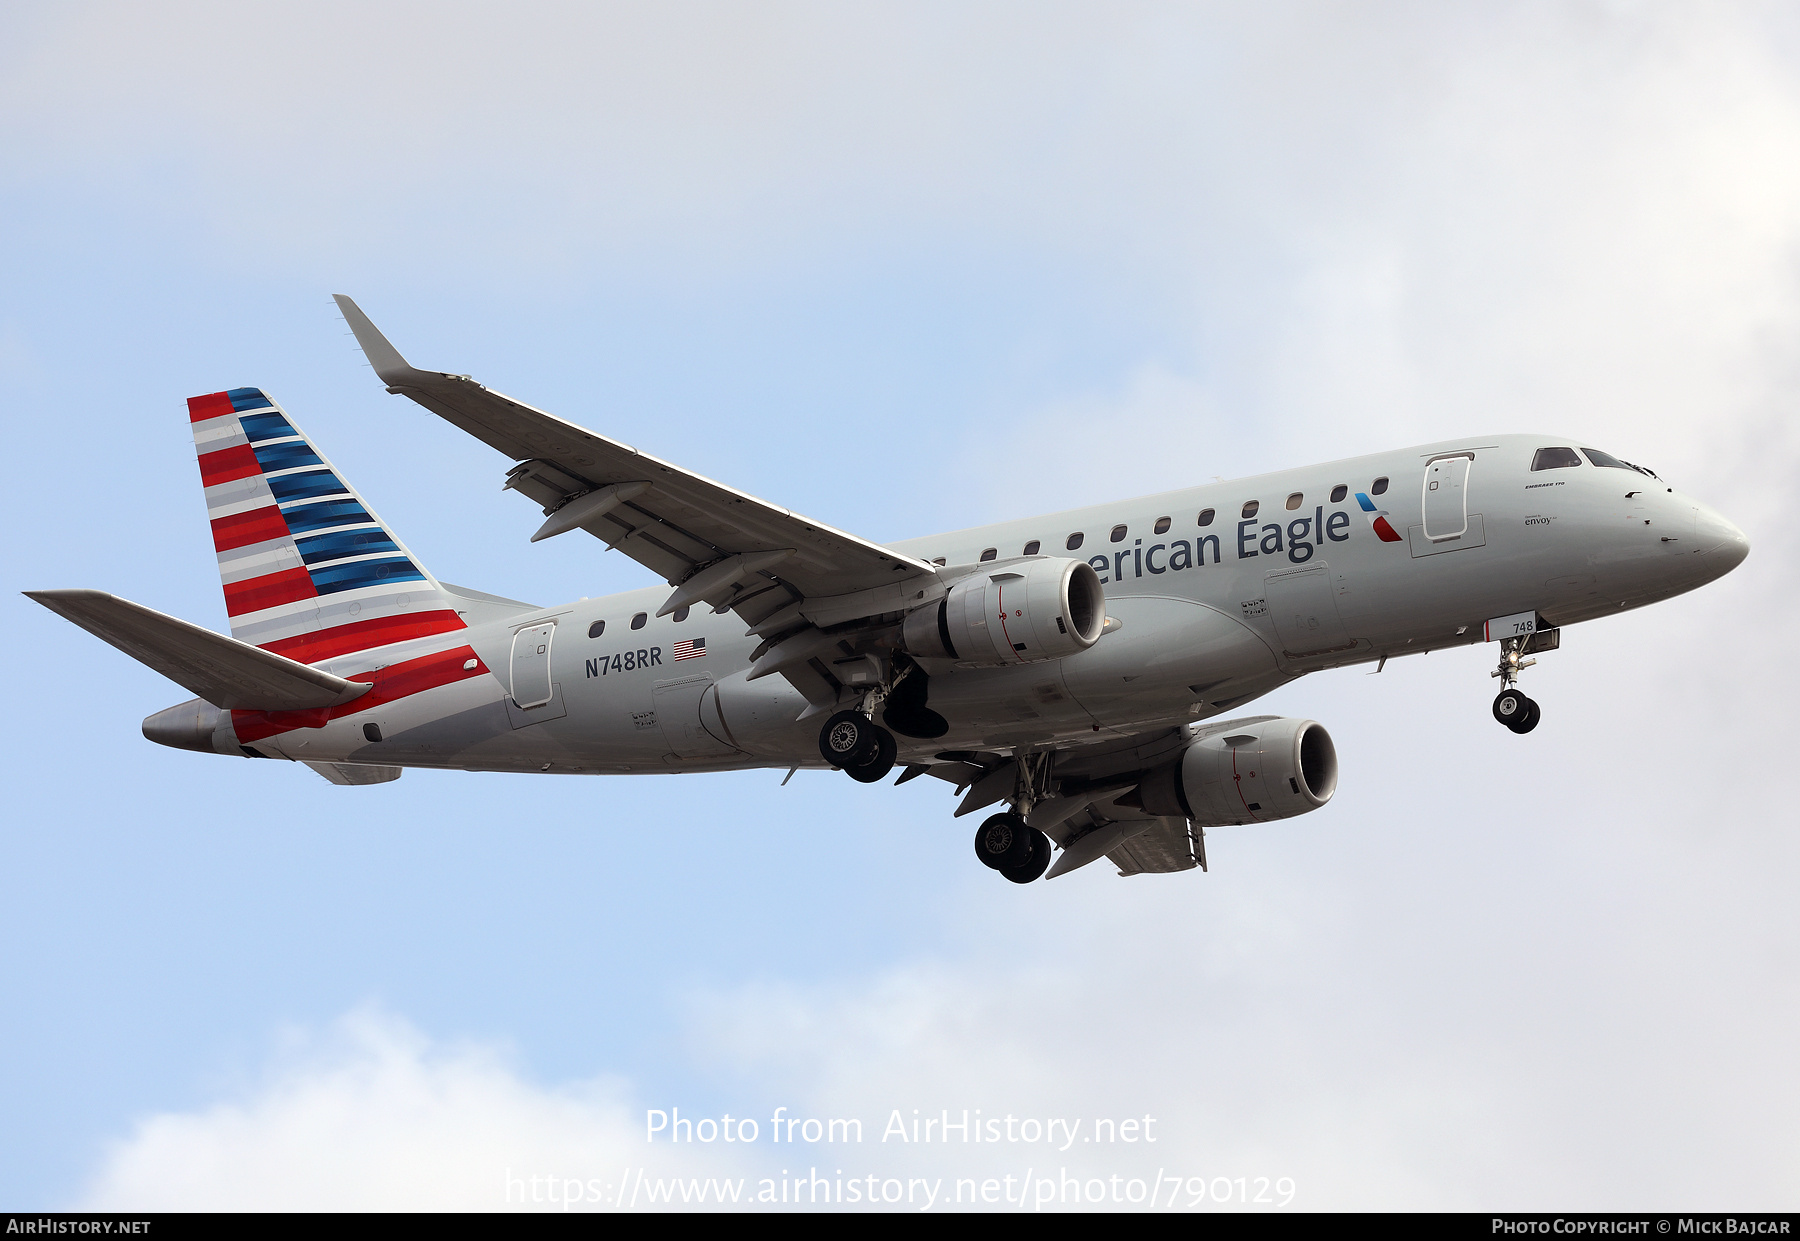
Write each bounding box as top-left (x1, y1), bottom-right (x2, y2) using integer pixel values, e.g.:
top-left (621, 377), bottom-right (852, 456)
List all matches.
top-left (1490, 636), bottom-right (1541, 733)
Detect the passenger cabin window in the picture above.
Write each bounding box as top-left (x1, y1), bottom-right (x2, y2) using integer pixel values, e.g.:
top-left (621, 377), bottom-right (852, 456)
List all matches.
top-left (672, 606), bottom-right (689, 622)
top-left (1153, 516), bottom-right (1171, 534)
top-left (1285, 492), bottom-right (1303, 511)
top-left (1581, 448), bottom-right (1635, 471)
top-left (587, 619), bottom-right (606, 639)
top-left (630, 612), bottom-right (647, 630)
top-left (1197, 508), bottom-right (1215, 526)
top-left (932, 557), bottom-right (946, 566)
top-left (1022, 540), bottom-right (1041, 556)
top-left (979, 547), bottom-right (997, 562)
top-left (1531, 447), bottom-right (1583, 471)
top-left (1330, 484), bottom-right (1347, 503)
top-left (1110, 524), bottom-right (1128, 542)
top-left (1371, 477), bottom-right (1389, 495)
top-left (1241, 501), bottom-right (1259, 520)
top-left (1065, 533), bottom-right (1084, 551)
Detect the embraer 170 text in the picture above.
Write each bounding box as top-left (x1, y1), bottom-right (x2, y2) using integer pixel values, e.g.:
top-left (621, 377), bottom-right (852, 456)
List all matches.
top-left (29, 298), bottom-right (1751, 882)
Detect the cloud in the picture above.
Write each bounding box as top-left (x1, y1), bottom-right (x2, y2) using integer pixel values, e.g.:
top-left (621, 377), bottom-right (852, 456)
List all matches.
top-left (70, 979), bottom-right (1499, 1212)
top-left (847, 2), bottom-right (1800, 550)
top-left (78, 1008), bottom-right (751, 1211)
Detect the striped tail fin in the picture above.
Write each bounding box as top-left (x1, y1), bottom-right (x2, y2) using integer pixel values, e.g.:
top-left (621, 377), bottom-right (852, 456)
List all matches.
top-left (189, 387), bottom-right (468, 664)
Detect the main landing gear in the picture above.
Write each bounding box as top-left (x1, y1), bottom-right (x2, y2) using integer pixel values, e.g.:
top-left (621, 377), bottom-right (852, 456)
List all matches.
top-left (818, 710), bottom-right (897, 783)
top-left (971, 750), bottom-right (1054, 883)
top-left (1490, 636), bottom-right (1541, 734)
top-left (973, 812), bottom-right (1052, 884)
top-left (817, 700), bottom-right (1054, 884)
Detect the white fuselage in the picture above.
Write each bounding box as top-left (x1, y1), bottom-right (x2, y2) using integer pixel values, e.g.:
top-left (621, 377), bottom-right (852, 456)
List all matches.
top-left (231, 434), bottom-right (1747, 774)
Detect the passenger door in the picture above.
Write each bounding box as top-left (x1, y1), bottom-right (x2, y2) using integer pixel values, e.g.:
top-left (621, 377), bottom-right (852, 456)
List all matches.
top-left (1422, 454), bottom-right (1473, 542)
top-left (509, 622), bottom-right (555, 709)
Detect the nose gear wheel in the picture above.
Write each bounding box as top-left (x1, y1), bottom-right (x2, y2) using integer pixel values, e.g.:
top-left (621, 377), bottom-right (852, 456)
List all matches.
top-left (1493, 689), bottom-right (1541, 733)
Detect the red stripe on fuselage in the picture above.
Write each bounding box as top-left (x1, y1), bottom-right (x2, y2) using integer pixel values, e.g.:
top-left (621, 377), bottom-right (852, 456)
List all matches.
top-left (1373, 516), bottom-right (1403, 542)
top-left (187, 392), bottom-right (236, 422)
top-left (199, 443), bottom-right (263, 487)
top-left (257, 609), bottom-right (467, 663)
top-left (223, 566), bottom-right (317, 616)
top-left (232, 644), bottom-right (488, 743)
top-left (211, 505), bottom-right (290, 552)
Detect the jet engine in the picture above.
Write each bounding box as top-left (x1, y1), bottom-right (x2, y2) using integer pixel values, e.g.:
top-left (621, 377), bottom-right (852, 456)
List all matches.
top-left (1136, 717), bottom-right (1338, 826)
top-left (900, 557), bottom-right (1105, 667)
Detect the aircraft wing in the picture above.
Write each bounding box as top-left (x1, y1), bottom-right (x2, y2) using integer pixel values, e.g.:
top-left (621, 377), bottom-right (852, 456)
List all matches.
top-left (334, 298), bottom-right (935, 650)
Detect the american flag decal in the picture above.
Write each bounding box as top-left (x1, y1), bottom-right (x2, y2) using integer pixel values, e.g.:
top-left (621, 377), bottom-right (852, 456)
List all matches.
top-left (672, 637), bottom-right (706, 661)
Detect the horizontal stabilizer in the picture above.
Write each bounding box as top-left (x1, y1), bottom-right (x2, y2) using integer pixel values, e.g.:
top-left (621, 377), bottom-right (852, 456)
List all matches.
top-left (26, 589), bottom-right (373, 711)
top-left (305, 760), bottom-right (402, 786)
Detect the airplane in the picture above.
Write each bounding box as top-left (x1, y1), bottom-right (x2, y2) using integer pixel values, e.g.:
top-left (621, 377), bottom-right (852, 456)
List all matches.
top-left (26, 297), bottom-right (1751, 882)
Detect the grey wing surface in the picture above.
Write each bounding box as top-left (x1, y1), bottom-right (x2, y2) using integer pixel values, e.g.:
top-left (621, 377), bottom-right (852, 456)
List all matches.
top-left (334, 296), bottom-right (938, 705)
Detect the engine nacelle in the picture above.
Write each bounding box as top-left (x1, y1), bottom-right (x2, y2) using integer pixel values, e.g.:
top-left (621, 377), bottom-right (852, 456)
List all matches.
top-left (1137, 717), bottom-right (1338, 826)
top-left (901, 557), bottom-right (1105, 668)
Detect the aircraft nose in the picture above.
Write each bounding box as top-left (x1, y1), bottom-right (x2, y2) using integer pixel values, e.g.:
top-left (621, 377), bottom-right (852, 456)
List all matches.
top-left (1695, 505), bottom-right (1750, 574)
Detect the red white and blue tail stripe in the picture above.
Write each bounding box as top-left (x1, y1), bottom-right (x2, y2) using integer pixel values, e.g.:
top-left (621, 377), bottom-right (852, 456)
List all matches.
top-left (189, 388), bottom-right (467, 663)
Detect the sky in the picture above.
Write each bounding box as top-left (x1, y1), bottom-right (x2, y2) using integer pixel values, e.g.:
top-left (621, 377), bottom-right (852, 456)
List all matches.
top-left (2, 0), bottom-right (1797, 1212)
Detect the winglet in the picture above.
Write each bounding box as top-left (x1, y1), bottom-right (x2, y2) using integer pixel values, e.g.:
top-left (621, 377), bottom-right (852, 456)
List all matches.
top-left (333, 295), bottom-right (423, 386)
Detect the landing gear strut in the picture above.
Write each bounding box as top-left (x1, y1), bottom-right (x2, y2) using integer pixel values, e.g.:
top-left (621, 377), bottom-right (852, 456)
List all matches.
top-left (1490, 637), bottom-right (1541, 734)
top-left (969, 750), bottom-right (1054, 883)
top-left (818, 710), bottom-right (897, 782)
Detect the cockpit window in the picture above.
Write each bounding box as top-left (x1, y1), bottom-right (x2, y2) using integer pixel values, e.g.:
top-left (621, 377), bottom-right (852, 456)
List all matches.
top-left (1581, 448), bottom-right (1636, 471)
top-left (1531, 447), bottom-right (1583, 471)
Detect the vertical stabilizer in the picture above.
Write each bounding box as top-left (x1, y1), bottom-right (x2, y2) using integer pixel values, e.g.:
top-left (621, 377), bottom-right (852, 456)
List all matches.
top-left (188, 387), bottom-right (467, 663)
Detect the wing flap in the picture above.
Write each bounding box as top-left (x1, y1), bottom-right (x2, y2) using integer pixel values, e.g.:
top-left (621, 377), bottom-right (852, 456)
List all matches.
top-left (27, 589), bottom-right (372, 711)
top-left (1107, 818), bottom-right (1201, 875)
